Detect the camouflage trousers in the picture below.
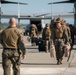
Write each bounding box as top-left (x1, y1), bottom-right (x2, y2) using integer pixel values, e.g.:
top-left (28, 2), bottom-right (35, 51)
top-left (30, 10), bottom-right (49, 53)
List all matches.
top-left (54, 39), bottom-right (65, 61)
top-left (30, 34), bottom-right (37, 46)
top-left (2, 49), bottom-right (21, 75)
top-left (45, 40), bottom-right (50, 52)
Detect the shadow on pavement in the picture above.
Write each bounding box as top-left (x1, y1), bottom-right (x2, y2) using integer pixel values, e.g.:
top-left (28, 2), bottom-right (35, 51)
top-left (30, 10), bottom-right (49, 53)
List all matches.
top-left (21, 63), bottom-right (57, 65)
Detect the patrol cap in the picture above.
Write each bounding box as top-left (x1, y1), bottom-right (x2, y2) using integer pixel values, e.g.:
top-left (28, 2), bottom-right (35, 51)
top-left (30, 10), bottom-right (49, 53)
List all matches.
top-left (51, 18), bottom-right (56, 24)
top-left (45, 23), bottom-right (50, 27)
top-left (31, 24), bottom-right (36, 27)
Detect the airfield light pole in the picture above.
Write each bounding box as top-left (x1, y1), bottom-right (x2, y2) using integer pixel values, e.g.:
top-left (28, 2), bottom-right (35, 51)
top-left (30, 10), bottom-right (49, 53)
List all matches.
top-left (51, 3), bottom-right (53, 19)
top-left (0, 1), bottom-right (1, 25)
top-left (74, 1), bottom-right (76, 26)
top-left (48, 3), bottom-right (53, 19)
top-left (18, 2), bottom-right (20, 26)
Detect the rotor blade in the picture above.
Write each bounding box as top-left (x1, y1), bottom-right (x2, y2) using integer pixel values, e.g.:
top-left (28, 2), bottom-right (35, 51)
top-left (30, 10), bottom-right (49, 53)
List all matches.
top-left (35, 13), bottom-right (50, 17)
top-left (1, 1), bottom-right (28, 5)
top-left (48, 1), bottom-right (73, 4)
top-left (1, 0), bottom-right (5, 1)
top-left (70, 0), bottom-right (76, 2)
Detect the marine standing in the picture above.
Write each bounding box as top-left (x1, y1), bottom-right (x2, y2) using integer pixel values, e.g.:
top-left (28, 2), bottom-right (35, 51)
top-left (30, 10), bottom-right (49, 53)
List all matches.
top-left (0, 17), bottom-right (26, 75)
top-left (61, 21), bottom-right (71, 42)
top-left (42, 24), bottom-right (51, 53)
top-left (69, 25), bottom-right (75, 48)
top-left (51, 21), bottom-right (69, 65)
top-left (29, 24), bottom-right (38, 46)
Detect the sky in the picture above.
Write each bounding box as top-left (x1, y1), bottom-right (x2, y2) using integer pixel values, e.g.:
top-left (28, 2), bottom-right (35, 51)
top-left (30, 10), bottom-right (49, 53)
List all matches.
top-left (1, 0), bottom-right (74, 24)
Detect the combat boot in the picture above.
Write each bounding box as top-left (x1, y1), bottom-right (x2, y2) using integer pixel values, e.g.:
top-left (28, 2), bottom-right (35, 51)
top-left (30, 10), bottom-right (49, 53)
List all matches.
top-left (45, 47), bottom-right (48, 53)
top-left (60, 59), bottom-right (63, 64)
top-left (45, 50), bottom-right (48, 53)
top-left (57, 60), bottom-right (60, 65)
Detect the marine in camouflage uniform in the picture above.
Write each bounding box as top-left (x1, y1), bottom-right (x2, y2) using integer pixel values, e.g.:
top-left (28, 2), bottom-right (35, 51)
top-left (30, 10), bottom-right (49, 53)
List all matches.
top-left (29, 24), bottom-right (38, 46)
top-left (61, 21), bottom-right (71, 39)
top-left (69, 25), bottom-right (75, 48)
top-left (0, 17), bottom-right (26, 75)
top-left (61, 21), bottom-right (71, 46)
top-left (50, 18), bottom-right (56, 28)
top-left (57, 17), bottom-right (71, 42)
top-left (42, 24), bottom-right (51, 53)
top-left (51, 21), bottom-right (69, 65)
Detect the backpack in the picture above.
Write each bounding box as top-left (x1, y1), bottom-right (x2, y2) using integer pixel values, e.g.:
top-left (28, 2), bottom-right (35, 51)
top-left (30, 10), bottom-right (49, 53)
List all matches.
top-left (54, 27), bottom-right (63, 38)
top-left (45, 29), bottom-right (51, 39)
top-left (30, 26), bottom-right (35, 34)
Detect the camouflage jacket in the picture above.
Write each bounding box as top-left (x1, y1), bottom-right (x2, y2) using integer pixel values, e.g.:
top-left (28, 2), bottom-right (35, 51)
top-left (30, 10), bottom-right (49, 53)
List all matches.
top-left (0, 26), bottom-right (26, 55)
top-left (51, 26), bottom-right (69, 44)
top-left (42, 27), bottom-right (51, 40)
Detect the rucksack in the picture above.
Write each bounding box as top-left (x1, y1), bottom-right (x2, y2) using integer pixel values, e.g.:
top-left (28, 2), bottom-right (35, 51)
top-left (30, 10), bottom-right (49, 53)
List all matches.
top-left (45, 29), bottom-right (51, 39)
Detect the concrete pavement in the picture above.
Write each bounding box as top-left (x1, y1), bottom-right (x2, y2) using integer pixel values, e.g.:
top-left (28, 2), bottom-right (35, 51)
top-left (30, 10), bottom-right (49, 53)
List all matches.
top-left (0, 36), bottom-right (76, 75)
top-left (0, 67), bottom-right (76, 75)
top-left (0, 46), bottom-right (76, 75)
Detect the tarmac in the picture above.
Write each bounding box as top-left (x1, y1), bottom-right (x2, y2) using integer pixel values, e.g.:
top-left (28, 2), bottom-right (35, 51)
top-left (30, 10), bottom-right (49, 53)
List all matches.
top-left (0, 36), bottom-right (76, 75)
